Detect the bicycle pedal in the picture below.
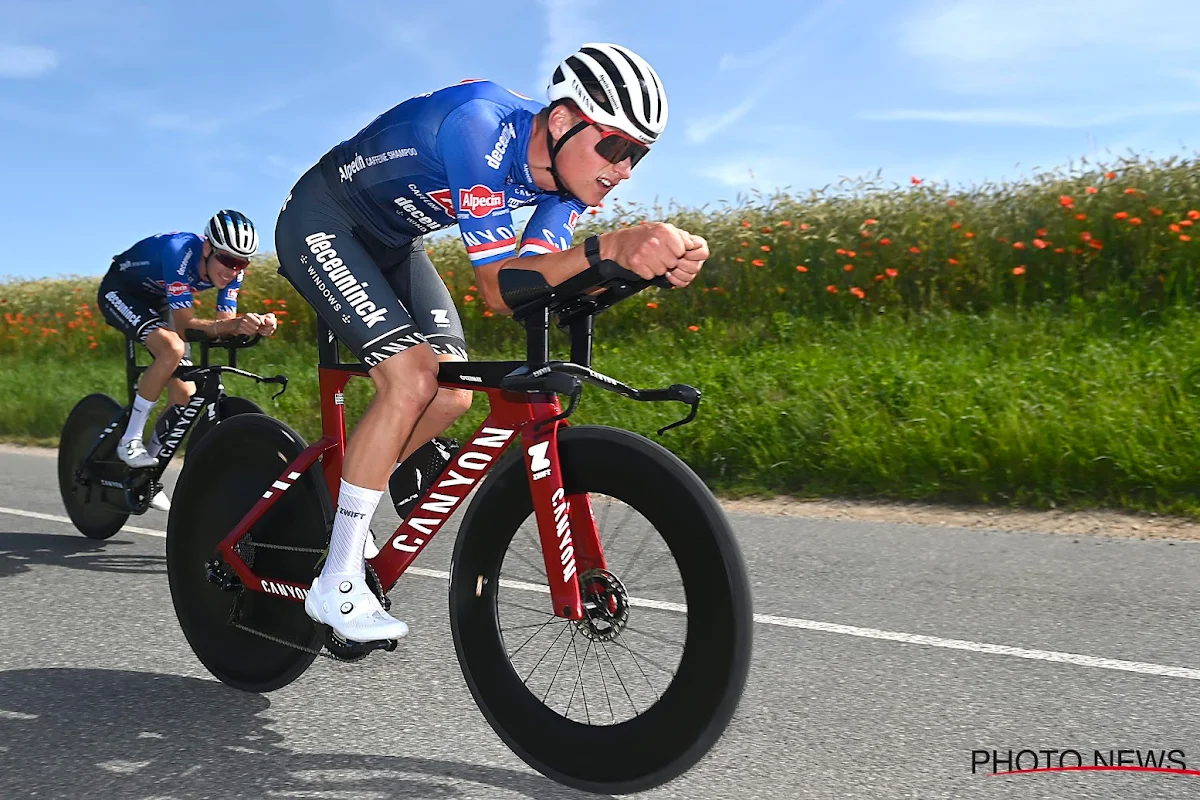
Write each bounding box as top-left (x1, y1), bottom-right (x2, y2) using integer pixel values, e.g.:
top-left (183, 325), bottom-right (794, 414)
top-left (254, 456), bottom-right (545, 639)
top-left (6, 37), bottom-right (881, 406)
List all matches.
top-left (323, 627), bottom-right (399, 660)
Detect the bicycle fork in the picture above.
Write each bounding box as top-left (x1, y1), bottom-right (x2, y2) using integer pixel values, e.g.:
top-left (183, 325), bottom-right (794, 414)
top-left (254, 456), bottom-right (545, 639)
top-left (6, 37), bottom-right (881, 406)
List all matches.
top-left (521, 421), bottom-right (606, 621)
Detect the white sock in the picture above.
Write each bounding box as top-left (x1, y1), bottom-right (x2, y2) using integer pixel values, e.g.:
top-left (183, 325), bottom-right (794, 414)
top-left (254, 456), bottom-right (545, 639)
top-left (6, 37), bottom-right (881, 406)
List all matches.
top-left (121, 395), bottom-right (156, 446)
top-left (322, 480), bottom-right (384, 580)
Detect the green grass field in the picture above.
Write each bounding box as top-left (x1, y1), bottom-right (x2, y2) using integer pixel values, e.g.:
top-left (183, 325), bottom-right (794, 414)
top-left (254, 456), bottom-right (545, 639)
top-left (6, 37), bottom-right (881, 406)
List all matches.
top-left (3, 153), bottom-right (1197, 516)
top-left (5, 305), bottom-right (1198, 517)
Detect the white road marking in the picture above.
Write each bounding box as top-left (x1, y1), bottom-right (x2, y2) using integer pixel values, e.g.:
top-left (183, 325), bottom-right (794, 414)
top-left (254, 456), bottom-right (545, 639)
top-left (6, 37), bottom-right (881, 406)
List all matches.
top-left (5, 504), bottom-right (1200, 681)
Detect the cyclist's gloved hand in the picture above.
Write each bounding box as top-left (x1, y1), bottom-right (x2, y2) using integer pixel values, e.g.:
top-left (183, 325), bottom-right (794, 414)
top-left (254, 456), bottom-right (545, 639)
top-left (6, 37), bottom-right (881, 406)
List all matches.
top-left (256, 312), bottom-right (278, 337)
top-left (666, 233), bottom-right (708, 288)
top-left (228, 313), bottom-right (264, 337)
top-left (607, 222), bottom-right (688, 282)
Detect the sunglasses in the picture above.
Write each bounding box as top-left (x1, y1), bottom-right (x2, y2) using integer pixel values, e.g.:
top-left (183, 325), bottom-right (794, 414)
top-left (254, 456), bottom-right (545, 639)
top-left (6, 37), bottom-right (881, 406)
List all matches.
top-left (211, 250), bottom-right (249, 271)
top-left (576, 112), bottom-right (651, 167)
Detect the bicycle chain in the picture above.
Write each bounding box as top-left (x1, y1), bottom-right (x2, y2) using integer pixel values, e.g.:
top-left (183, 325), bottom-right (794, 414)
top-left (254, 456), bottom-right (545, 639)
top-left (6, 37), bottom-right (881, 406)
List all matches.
top-left (243, 542), bottom-right (325, 554)
top-left (225, 550), bottom-right (391, 663)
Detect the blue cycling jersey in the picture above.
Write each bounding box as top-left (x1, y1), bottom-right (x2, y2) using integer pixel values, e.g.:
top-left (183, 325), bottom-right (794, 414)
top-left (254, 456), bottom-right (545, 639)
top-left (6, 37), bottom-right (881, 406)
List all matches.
top-left (317, 79), bottom-right (588, 268)
top-left (109, 232), bottom-right (243, 313)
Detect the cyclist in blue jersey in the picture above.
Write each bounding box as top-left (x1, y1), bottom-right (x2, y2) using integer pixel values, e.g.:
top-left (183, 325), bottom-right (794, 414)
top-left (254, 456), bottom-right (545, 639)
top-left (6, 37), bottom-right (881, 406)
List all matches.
top-left (98, 210), bottom-right (278, 510)
top-left (276, 43), bottom-right (709, 644)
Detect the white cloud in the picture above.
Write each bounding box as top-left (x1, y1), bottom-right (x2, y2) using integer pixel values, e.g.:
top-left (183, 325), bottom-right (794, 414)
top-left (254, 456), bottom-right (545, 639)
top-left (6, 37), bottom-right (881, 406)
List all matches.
top-left (0, 44), bottom-right (58, 78)
top-left (716, 0), bottom-right (844, 72)
top-left (861, 103), bottom-right (1200, 128)
top-left (1170, 69), bottom-right (1200, 89)
top-left (697, 155), bottom-right (878, 195)
top-left (536, 0), bottom-right (602, 95)
top-left (143, 112), bottom-right (222, 135)
top-left (686, 1), bottom-right (842, 145)
top-left (902, 0), bottom-right (1194, 64)
top-left (685, 97), bottom-right (759, 144)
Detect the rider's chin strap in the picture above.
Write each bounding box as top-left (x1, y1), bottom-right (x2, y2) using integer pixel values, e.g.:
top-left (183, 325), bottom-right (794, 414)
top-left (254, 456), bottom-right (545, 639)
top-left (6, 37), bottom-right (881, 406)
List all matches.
top-left (545, 116), bottom-right (590, 201)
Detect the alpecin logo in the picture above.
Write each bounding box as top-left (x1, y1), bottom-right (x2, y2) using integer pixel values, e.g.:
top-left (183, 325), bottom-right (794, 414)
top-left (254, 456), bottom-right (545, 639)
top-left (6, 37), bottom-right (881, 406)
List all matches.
top-left (458, 185), bottom-right (505, 218)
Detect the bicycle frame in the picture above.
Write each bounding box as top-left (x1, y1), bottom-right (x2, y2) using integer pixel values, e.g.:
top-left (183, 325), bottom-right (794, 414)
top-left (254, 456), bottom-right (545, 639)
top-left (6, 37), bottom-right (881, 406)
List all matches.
top-left (213, 360), bottom-right (602, 621)
top-left (81, 333), bottom-right (285, 497)
top-left (210, 261), bottom-right (700, 623)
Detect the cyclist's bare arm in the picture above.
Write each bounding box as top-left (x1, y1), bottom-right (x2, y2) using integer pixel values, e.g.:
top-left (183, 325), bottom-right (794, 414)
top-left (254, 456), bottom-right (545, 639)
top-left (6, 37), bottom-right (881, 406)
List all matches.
top-left (476, 223), bottom-right (710, 315)
top-left (171, 307), bottom-right (269, 338)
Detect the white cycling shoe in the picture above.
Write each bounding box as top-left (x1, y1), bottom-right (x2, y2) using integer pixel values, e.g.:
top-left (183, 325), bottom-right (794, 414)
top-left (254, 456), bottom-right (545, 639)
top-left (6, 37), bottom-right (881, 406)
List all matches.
top-left (149, 490), bottom-right (171, 512)
top-left (304, 574), bottom-right (408, 643)
top-left (118, 438), bottom-right (158, 469)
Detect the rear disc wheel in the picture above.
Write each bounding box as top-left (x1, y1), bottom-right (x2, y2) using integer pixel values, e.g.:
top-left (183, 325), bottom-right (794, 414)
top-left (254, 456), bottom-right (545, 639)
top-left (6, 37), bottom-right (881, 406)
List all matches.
top-left (167, 413), bottom-right (331, 692)
top-left (57, 393), bottom-right (130, 539)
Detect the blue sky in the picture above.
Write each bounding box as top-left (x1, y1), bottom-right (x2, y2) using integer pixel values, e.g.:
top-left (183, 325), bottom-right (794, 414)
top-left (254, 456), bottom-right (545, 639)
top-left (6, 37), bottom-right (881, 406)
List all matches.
top-left (3, 0), bottom-right (1197, 279)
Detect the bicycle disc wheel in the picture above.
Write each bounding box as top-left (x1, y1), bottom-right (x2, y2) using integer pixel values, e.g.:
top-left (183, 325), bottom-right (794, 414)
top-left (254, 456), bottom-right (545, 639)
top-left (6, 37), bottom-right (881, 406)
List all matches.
top-left (167, 413), bottom-right (331, 692)
top-left (184, 395), bottom-right (263, 466)
top-left (449, 425), bottom-right (753, 794)
top-left (57, 393), bottom-right (130, 539)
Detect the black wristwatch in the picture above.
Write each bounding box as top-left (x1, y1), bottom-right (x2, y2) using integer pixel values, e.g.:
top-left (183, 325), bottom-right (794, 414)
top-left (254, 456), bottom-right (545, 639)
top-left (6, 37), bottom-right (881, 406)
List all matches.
top-left (584, 234), bottom-right (603, 267)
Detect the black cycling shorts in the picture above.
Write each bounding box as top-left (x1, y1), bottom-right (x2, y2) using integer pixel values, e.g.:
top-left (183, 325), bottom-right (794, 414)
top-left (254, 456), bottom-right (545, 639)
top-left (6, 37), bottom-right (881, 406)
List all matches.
top-left (275, 164), bottom-right (467, 369)
top-left (97, 273), bottom-right (193, 366)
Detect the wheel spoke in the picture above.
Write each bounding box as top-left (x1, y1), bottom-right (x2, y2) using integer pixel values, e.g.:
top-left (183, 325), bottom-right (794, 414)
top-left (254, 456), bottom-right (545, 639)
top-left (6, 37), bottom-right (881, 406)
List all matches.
top-left (613, 636), bottom-right (675, 679)
top-left (617, 523), bottom-right (657, 586)
top-left (504, 544), bottom-right (545, 582)
top-left (599, 499), bottom-right (635, 557)
top-left (564, 634), bottom-right (593, 724)
top-left (498, 600), bottom-right (556, 618)
top-left (624, 546), bottom-right (677, 589)
top-left (626, 578), bottom-right (684, 597)
top-left (505, 615), bottom-right (560, 662)
top-left (500, 620), bottom-right (560, 632)
top-left (622, 624), bottom-right (686, 652)
top-left (595, 637), bottom-right (615, 724)
top-left (599, 640), bottom-right (641, 718)
top-left (520, 619), bottom-right (572, 687)
top-left (542, 624), bottom-right (581, 705)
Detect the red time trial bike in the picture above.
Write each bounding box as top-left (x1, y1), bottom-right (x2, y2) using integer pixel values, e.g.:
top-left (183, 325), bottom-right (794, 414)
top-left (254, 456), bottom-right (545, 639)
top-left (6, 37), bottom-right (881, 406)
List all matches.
top-left (165, 260), bottom-right (753, 795)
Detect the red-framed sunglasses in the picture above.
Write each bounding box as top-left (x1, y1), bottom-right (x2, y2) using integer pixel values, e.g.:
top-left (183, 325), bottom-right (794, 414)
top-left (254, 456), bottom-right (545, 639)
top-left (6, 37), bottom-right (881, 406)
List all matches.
top-left (211, 250), bottom-right (250, 271)
top-left (576, 112), bottom-right (651, 167)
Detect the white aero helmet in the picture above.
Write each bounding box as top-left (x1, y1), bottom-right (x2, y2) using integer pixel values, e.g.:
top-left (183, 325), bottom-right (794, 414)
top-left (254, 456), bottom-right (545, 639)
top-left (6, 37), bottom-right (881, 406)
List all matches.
top-left (547, 43), bottom-right (668, 145)
top-left (204, 209), bottom-right (258, 259)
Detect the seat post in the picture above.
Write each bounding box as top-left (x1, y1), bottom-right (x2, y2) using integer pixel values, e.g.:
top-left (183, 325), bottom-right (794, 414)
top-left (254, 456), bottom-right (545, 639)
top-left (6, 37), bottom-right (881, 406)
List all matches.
top-left (524, 307), bottom-right (550, 366)
top-left (568, 315), bottom-right (594, 368)
top-left (316, 318), bottom-right (341, 366)
top-left (125, 335), bottom-right (138, 406)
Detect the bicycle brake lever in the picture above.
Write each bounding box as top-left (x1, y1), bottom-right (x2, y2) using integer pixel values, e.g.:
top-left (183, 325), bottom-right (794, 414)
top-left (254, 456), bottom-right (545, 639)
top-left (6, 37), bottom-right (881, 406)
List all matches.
top-left (656, 384), bottom-right (702, 436)
top-left (535, 381), bottom-right (583, 432)
top-left (259, 374), bottom-right (289, 399)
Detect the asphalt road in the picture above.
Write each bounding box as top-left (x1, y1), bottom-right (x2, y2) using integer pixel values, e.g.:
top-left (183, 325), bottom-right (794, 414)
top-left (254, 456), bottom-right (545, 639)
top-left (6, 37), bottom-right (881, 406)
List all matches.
top-left (4, 445), bottom-right (1200, 799)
